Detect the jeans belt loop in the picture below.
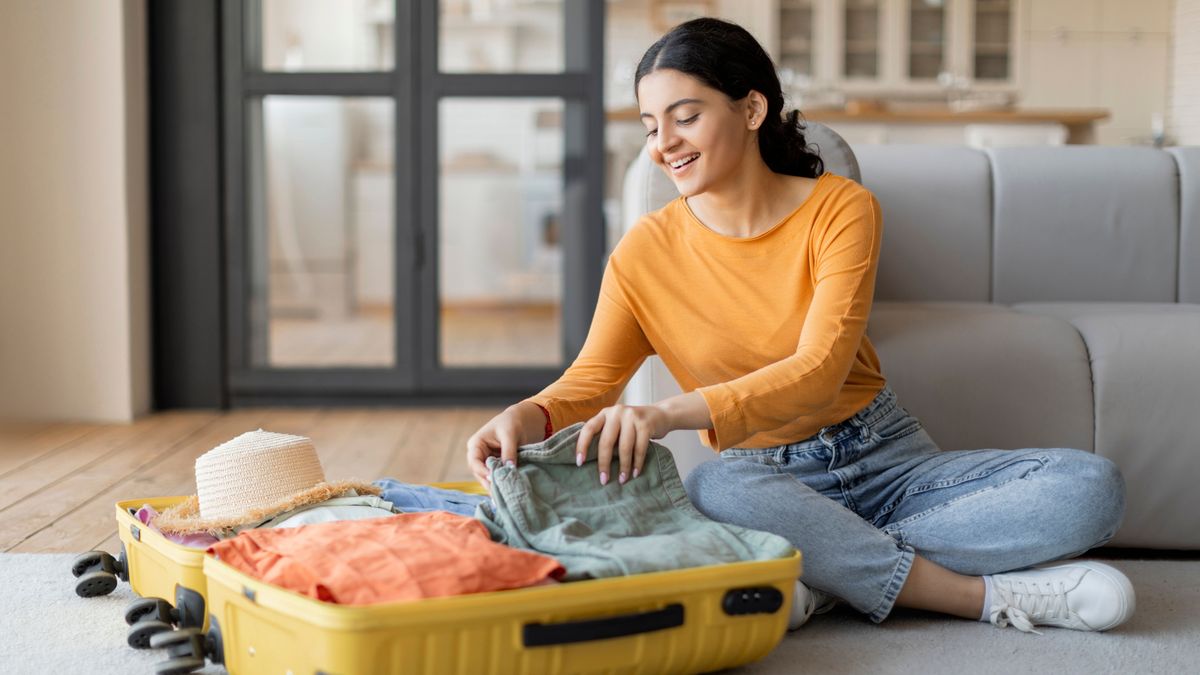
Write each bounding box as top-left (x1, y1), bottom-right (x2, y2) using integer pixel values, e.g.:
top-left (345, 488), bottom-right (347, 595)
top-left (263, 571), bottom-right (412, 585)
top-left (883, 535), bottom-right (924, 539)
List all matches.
top-left (818, 426), bottom-right (836, 449)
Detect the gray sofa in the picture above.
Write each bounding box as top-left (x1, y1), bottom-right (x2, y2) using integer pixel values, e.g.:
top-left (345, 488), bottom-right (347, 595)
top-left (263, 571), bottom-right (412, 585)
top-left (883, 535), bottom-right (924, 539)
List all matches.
top-left (620, 126), bottom-right (1200, 550)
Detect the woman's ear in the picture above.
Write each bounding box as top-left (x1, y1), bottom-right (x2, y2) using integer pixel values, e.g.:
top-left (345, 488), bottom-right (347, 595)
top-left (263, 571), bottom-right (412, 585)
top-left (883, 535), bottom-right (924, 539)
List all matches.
top-left (746, 90), bottom-right (767, 130)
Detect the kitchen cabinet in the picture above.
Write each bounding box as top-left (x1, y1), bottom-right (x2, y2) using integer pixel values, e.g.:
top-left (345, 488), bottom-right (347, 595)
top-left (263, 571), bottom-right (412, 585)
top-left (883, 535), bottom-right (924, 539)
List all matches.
top-left (1023, 0), bottom-right (1172, 145)
top-left (771, 0), bottom-right (1023, 95)
top-left (777, 0), bottom-right (818, 78)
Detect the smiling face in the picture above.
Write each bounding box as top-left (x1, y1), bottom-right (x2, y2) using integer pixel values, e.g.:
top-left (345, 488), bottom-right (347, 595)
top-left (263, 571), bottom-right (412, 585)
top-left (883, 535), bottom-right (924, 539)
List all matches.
top-left (637, 68), bottom-right (763, 197)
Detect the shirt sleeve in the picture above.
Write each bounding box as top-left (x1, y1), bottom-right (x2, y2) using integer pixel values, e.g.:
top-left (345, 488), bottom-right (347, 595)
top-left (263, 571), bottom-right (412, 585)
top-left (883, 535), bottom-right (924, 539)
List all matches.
top-left (694, 191), bottom-right (883, 451)
top-left (523, 255), bottom-right (655, 433)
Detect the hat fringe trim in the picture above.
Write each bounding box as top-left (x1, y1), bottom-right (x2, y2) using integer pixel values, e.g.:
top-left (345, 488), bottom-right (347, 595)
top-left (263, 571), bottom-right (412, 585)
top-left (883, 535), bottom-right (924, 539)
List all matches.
top-left (153, 480), bottom-right (382, 537)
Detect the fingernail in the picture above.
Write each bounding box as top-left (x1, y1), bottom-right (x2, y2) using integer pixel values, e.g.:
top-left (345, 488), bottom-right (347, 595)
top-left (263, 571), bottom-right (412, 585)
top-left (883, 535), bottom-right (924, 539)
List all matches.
top-left (633, 468), bottom-right (640, 479)
top-left (600, 472), bottom-right (608, 485)
top-left (576, 453), bottom-right (583, 467)
top-left (619, 472), bottom-right (627, 485)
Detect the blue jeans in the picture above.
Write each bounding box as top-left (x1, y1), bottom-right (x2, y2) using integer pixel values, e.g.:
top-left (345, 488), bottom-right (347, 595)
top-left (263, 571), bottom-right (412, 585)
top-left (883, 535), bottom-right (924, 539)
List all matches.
top-left (683, 385), bottom-right (1126, 623)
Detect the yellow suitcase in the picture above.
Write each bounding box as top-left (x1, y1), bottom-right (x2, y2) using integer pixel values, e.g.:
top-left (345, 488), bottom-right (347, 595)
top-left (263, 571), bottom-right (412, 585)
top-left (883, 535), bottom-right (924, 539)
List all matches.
top-left (69, 496), bottom-right (213, 649)
top-left (192, 549), bottom-right (801, 675)
top-left (144, 481), bottom-right (803, 675)
top-left (72, 483), bottom-right (516, 651)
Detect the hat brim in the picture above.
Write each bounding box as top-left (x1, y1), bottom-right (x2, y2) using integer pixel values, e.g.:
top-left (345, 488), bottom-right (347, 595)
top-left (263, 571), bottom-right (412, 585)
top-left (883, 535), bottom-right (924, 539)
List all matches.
top-left (153, 480), bottom-right (383, 537)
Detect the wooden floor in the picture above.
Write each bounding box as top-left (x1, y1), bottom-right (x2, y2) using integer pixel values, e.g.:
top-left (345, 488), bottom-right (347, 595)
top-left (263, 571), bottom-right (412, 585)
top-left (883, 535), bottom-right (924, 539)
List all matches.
top-left (0, 407), bottom-right (499, 556)
top-left (268, 306), bottom-right (561, 368)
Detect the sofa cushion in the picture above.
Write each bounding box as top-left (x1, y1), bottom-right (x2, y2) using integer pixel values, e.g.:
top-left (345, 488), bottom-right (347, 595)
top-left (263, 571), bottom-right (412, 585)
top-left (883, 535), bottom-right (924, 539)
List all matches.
top-left (1014, 302), bottom-right (1200, 548)
top-left (1012, 302), bottom-right (1200, 318)
top-left (1168, 147), bottom-right (1200, 303)
top-left (853, 146), bottom-right (993, 302)
top-left (990, 147), bottom-right (1179, 304)
top-left (866, 302), bottom-right (1094, 455)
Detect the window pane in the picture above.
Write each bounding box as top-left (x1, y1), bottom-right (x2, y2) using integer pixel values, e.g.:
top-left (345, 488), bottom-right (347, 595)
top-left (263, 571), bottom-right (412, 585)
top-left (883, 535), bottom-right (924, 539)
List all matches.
top-left (439, 0), bottom-right (564, 73)
top-left (247, 96), bottom-right (396, 368)
top-left (258, 0), bottom-right (393, 71)
top-left (438, 98), bottom-right (564, 367)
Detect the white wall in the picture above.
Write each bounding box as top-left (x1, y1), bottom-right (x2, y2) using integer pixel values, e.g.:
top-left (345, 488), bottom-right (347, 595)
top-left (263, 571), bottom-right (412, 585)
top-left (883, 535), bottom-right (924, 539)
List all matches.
top-left (1173, 0), bottom-right (1200, 144)
top-left (0, 0), bottom-right (150, 422)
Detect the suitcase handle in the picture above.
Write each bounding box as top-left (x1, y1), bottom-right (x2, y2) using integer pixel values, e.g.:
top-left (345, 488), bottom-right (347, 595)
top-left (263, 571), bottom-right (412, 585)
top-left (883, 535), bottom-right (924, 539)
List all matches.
top-left (523, 603), bottom-right (684, 647)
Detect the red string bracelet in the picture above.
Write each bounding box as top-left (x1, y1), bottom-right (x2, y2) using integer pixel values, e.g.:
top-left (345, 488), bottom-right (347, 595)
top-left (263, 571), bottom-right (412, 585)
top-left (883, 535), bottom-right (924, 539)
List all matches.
top-left (534, 403), bottom-right (553, 440)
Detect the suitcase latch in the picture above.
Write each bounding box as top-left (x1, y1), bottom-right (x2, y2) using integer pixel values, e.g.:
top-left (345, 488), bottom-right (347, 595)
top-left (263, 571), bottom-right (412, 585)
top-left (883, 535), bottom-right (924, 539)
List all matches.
top-left (722, 586), bottom-right (784, 616)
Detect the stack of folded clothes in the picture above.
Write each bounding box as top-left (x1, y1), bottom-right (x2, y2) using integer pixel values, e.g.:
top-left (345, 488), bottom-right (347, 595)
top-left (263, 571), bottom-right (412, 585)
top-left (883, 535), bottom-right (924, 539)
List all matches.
top-left (478, 422), bottom-right (795, 580)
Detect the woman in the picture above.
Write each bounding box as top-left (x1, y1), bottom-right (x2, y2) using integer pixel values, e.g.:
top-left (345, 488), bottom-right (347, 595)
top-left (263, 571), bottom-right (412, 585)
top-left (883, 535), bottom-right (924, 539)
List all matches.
top-left (465, 18), bottom-right (1134, 635)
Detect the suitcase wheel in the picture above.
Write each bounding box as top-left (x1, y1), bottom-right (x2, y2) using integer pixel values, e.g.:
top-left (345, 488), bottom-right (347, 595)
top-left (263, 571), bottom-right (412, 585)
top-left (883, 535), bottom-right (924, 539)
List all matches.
top-left (74, 570), bottom-right (118, 598)
top-left (125, 597), bottom-right (175, 626)
top-left (127, 619), bottom-right (172, 649)
top-left (70, 551), bottom-right (103, 578)
top-left (70, 547), bottom-right (128, 597)
top-left (154, 656), bottom-right (205, 675)
top-left (151, 627), bottom-right (214, 674)
top-left (149, 628), bottom-right (198, 650)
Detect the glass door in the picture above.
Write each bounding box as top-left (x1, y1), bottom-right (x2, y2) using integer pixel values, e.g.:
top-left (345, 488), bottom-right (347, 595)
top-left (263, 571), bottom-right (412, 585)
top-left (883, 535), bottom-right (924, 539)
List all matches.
top-left (418, 1), bottom-right (605, 394)
top-left (223, 0), bottom-right (605, 403)
top-left (225, 0), bottom-right (415, 401)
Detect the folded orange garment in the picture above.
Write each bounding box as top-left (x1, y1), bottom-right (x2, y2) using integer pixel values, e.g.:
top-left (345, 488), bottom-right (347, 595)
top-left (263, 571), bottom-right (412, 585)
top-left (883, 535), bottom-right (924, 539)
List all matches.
top-left (207, 511), bottom-right (565, 604)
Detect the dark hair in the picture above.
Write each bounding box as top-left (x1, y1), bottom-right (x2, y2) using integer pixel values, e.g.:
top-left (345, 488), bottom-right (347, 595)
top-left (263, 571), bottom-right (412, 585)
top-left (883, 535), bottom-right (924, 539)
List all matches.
top-left (634, 17), bottom-right (824, 178)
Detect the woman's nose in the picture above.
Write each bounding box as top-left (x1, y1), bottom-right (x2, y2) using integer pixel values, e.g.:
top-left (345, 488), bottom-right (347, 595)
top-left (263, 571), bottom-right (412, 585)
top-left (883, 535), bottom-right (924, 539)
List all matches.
top-left (656, 126), bottom-right (678, 155)
top-left (657, 135), bottom-right (676, 158)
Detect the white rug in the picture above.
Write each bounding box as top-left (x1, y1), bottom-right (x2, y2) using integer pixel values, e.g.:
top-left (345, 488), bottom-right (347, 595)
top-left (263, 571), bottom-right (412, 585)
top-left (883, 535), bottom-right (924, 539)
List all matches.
top-left (749, 556), bottom-right (1200, 675)
top-left (1, 554), bottom-right (1195, 674)
top-left (0, 553), bottom-right (224, 674)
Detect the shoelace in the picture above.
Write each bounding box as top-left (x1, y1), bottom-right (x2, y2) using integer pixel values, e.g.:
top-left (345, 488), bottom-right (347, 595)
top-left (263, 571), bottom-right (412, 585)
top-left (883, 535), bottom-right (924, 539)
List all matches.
top-left (988, 575), bottom-right (1072, 635)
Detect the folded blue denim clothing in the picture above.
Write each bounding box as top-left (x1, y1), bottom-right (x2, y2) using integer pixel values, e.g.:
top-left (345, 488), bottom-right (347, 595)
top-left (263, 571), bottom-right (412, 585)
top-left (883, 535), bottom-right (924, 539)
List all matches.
top-left (372, 478), bottom-right (491, 517)
top-left (476, 422), bottom-right (795, 580)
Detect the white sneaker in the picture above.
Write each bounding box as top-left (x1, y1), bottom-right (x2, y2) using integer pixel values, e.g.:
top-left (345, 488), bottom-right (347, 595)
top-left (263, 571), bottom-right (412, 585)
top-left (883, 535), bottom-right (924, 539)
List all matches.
top-left (788, 580), bottom-right (838, 630)
top-left (988, 561), bottom-right (1136, 634)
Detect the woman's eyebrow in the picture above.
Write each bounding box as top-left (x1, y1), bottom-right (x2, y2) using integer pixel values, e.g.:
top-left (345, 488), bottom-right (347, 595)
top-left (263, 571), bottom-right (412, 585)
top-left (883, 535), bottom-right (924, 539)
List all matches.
top-left (640, 98), bottom-right (704, 119)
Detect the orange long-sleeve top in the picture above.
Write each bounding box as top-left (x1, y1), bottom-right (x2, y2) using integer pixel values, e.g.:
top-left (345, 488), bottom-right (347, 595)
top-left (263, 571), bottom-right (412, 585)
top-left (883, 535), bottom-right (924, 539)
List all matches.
top-left (525, 171), bottom-right (888, 452)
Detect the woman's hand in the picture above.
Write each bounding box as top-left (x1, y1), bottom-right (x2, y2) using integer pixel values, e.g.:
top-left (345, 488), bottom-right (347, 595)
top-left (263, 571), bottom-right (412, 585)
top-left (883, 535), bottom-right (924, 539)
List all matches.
top-left (575, 404), bottom-right (673, 486)
top-left (466, 401), bottom-right (545, 489)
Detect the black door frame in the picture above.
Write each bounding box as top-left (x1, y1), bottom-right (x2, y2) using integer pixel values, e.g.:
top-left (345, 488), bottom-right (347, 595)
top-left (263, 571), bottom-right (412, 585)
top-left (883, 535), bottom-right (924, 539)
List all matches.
top-left (150, 0), bottom-right (606, 408)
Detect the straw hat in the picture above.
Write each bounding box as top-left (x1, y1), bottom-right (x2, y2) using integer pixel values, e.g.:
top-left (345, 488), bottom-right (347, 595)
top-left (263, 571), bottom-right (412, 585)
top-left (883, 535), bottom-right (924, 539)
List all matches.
top-left (154, 429), bottom-right (380, 536)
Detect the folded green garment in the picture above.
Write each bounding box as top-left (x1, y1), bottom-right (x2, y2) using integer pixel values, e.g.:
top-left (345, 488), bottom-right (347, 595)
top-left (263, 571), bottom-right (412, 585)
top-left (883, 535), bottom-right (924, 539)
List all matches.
top-left (476, 422), bottom-right (795, 580)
